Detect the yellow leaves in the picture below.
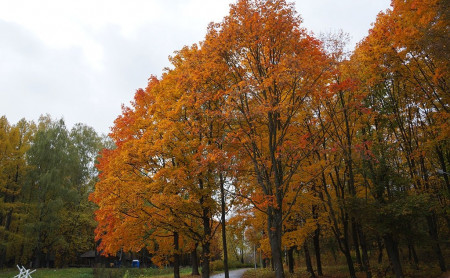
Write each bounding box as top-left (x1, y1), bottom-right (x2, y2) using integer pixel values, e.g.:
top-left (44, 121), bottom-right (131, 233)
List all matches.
top-left (89, 0), bottom-right (450, 268)
top-left (92, 45), bottom-right (230, 256)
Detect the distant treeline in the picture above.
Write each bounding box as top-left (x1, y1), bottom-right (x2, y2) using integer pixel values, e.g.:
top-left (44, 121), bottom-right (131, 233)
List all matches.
top-left (0, 115), bottom-right (111, 268)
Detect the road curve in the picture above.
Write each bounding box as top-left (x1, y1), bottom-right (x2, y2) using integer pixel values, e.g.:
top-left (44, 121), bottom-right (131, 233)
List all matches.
top-left (210, 268), bottom-right (251, 278)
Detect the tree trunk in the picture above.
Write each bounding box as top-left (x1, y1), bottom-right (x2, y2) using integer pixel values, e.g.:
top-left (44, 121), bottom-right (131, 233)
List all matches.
top-left (313, 226), bottom-right (323, 276)
top-left (377, 237), bottom-right (383, 264)
top-left (201, 206), bottom-right (211, 278)
top-left (199, 178), bottom-right (211, 278)
top-left (191, 244), bottom-right (200, 276)
top-left (339, 89), bottom-right (362, 278)
top-left (331, 243), bottom-right (337, 263)
top-left (426, 214), bottom-right (446, 272)
top-left (384, 234), bottom-right (403, 278)
top-left (0, 249), bottom-right (5, 268)
top-left (268, 207), bottom-right (284, 278)
top-left (357, 225), bottom-right (372, 278)
top-left (324, 169), bottom-right (356, 278)
top-left (407, 243), bottom-right (419, 270)
top-left (435, 145), bottom-right (450, 194)
top-left (45, 252), bottom-right (50, 268)
top-left (202, 240), bottom-right (211, 278)
top-left (174, 232), bottom-right (180, 278)
top-left (33, 248), bottom-right (41, 268)
top-left (219, 173), bottom-right (230, 278)
top-left (420, 157), bottom-right (447, 273)
top-left (341, 217), bottom-right (357, 278)
top-left (288, 246), bottom-right (294, 274)
top-left (303, 241), bottom-right (315, 278)
top-left (342, 240), bottom-right (357, 278)
top-left (351, 219), bottom-right (363, 271)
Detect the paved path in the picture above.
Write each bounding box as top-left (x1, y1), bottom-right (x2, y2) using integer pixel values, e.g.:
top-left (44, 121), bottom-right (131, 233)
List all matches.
top-left (211, 268), bottom-right (251, 278)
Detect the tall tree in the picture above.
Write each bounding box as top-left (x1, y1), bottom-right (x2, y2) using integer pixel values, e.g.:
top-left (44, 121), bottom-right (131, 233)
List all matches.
top-left (204, 1), bottom-right (327, 276)
top-left (17, 116), bottom-right (103, 267)
top-left (92, 49), bottom-right (230, 277)
top-left (0, 117), bottom-right (34, 267)
top-left (353, 0), bottom-right (449, 275)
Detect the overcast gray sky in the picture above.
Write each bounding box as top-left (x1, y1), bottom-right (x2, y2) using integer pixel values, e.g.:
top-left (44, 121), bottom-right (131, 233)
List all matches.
top-left (0, 0), bottom-right (391, 135)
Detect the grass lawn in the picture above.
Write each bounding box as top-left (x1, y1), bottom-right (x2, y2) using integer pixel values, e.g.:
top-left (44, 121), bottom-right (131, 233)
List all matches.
top-left (0, 267), bottom-right (93, 278)
top-left (93, 266), bottom-right (195, 278)
top-left (0, 266), bottom-right (196, 278)
top-left (2, 265), bottom-right (448, 278)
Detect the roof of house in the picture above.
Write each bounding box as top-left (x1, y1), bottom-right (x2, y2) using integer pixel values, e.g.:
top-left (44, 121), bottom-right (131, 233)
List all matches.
top-left (80, 250), bottom-right (96, 258)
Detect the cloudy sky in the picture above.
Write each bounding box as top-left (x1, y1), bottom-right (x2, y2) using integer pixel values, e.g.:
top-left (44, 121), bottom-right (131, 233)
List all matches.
top-left (1, 0), bottom-right (391, 135)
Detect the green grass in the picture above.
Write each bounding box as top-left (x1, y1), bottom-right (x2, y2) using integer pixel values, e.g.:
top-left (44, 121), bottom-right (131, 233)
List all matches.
top-left (1, 265), bottom-right (448, 278)
top-left (93, 267), bottom-right (194, 278)
top-left (0, 267), bottom-right (93, 278)
top-left (0, 267), bottom-right (196, 278)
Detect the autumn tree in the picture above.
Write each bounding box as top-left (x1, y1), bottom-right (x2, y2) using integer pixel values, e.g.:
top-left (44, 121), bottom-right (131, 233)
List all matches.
top-left (0, 117), bottom-right (34, 267)
top-left (352, 0), bottom-right (449, 276)
top-left (202, 1), bottom-right (327, 277)
top-left (301, 30), bottom-right (375, 278)
top-left (91, 78), bottom-right (193, 278)
top-left (92, 1), bottom-right (448, 277)
top-left (92, 43), bottom-right (234, 277)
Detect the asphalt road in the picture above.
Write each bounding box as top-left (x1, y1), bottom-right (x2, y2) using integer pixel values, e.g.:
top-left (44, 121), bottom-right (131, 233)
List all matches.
top-left (210, 268), bottom-right (251, 278)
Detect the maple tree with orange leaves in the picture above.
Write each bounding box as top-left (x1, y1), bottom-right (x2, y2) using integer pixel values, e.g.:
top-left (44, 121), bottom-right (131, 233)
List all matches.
top-left (89, 1), bottom-right (449, 278)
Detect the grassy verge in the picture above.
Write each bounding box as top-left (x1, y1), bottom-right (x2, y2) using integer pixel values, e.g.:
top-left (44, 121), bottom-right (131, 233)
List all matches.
top-left (0, 268), bottom-right (93, 278)
top-left (0, 267), bottom-right (194, 278)
top-left (2, 265), bottom-right (447, 278)
top-left (241, 265), bottom-right (449, 278)
top-left (93, 266), bottom-right (194, 278)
